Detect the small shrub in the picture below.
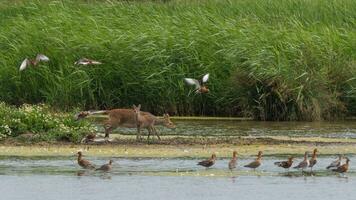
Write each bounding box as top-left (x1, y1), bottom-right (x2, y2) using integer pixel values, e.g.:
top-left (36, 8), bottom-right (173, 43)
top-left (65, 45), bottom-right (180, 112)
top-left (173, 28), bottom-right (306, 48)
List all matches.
top-left (0, 102), bottom-right (96, 142)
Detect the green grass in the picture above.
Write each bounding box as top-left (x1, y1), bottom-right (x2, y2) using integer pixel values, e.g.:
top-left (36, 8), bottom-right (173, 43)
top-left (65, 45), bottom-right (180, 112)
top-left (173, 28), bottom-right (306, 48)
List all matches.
top-left (0, 0), bottom-right (355, 120)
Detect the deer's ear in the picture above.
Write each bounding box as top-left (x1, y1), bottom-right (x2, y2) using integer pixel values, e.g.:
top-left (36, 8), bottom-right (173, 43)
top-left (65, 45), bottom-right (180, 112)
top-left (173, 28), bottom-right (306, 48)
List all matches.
top-left (137, 104), bottom-right (141, 109)
top-left (133, 104), bottom-right (137, 109)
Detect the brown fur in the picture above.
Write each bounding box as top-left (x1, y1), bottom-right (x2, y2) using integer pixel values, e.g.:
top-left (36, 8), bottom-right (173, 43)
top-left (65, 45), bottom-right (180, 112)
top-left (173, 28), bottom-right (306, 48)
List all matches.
top-left (75, 108), bottom-right (175, 139)
top-left (133, 105), bottom-right (175, 140)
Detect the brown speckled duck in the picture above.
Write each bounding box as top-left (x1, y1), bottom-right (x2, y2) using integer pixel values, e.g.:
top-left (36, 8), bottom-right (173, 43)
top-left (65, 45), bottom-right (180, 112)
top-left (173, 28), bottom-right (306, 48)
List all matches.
top-left (244, 151), bottom-right (263, 170)
top-left (77, 151), bottom-right (95, 169)
top-left (228, 151), bottom-right (238, 171)
top-left (197, 153), bottom-right (216, 168)
top-left (96, 160), bottom-right (113, 172)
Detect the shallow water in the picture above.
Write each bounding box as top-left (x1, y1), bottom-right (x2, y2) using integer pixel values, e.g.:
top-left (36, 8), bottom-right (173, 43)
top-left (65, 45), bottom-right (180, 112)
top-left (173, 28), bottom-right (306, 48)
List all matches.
top-left (2, 120), bottom-right (356, 199)
top-left (0, 156), bottom-right (355, 200)
top-left (112, 120), bottom-right (356, 139)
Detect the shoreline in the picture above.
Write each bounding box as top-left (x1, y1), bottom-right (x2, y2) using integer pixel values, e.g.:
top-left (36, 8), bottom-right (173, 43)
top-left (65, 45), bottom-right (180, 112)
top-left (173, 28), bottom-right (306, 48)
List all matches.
top-left (1, 135), bottom-right (356, 157)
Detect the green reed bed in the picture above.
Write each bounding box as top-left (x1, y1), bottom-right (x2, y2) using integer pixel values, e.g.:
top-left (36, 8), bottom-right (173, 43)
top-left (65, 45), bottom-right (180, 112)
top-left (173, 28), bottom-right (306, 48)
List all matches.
top-left (0, 0), bottom-right (355, 120)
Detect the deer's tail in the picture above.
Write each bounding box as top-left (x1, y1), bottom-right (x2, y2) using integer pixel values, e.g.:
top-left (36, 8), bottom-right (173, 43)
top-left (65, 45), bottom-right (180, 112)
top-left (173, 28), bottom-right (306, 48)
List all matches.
top-left (74, 110), bottom-right (109, 120)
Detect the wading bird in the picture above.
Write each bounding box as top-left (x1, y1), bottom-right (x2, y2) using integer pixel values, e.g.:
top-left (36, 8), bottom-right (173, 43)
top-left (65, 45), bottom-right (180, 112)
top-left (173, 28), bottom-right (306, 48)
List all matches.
top-left (244, 151), bottom-right (263, 170)
top-left (197, 153), bottom-right (216, 168)
top-left (96, 160), bottom-right (113, 172)
top-left (332, 157), bottom-right (350, 174)
top-left (293, 151), bottom-right (309, 172)
top-left (326, 155), bottom-right (343, 170)
top-left (309, 148), bottom-right (318, 172)
top-left (184, 73), bottom-right (210, 94)
top-left (77, 151), bottom-right (95, 169)
top-left (228, 151), bottom-right (238, 171)
top-left (19, 54), bottom-right (49, 71)
top-left (274, 156), bottom-right (294, 171)
top-left (74, 58), bottom-right (102, 65)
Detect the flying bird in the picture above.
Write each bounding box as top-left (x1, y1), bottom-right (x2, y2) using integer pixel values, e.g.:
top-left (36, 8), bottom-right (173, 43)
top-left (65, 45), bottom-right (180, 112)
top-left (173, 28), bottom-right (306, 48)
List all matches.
top-left (19, 54), bottom-right (50, 71)
top-left (75, 58), bottom-right (102, 65)
top-left (184, 73), bottom-right (210, 94)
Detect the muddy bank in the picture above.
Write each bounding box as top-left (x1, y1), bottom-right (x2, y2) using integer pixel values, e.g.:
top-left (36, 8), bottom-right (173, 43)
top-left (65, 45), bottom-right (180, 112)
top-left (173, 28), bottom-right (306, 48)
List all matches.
top-left (1, 135), bottom-right (356, 158)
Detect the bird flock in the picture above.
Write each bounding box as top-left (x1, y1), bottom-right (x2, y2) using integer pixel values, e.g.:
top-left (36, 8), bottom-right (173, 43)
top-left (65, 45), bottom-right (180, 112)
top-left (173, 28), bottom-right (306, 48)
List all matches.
top-left (196, 149), bottom-right (350, 174)
top-left (19, 54), bottom-right (102, 71)
top-left (19, 53), bottom-right (210, 94)
top-left (76, 149), bottom-right (351, 175)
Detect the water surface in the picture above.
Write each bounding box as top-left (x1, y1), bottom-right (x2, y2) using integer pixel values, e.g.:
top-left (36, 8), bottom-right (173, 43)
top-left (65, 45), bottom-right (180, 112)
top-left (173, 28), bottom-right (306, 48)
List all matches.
top-left (0, 156), bottom-right (355, 200)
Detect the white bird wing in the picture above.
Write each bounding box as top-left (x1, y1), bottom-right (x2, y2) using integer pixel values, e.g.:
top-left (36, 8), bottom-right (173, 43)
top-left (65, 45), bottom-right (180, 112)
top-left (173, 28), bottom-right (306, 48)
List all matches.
top-left (184, 78), bottom-right (201, 89)
top-left (19, 58), bottom-right (28, 71)
top-left (91, 60), bottom-right (102, 65)
top-left (75, 60), bottom-right (89, 65)
top-left (202, 73), bottom-right (209, 83)
top-left (36, 54), bottom-right (50, 62)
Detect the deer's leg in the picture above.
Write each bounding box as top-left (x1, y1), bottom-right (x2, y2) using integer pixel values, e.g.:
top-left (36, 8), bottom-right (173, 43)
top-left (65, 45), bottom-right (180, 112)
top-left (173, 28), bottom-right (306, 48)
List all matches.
top-left (147, 127), bottom-right (152, 141)
top-left (136, 125), bottom-right (142, 140)
top-left (153, 126), bottom-right (161, 140)
top-left (104, 121), bottom-right (113, 138)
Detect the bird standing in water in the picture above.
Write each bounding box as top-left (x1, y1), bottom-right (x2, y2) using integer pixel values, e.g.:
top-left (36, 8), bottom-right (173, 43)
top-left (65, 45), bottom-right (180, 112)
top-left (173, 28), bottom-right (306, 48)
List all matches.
top-left (293, 151), bottom-right (309, 173)
top-left (228, 151), bottom-right (238, 171)
top-left (309, 148), bottom-right (318, 172)
top-left (197, 153), bottom-right (216, 168)
top-left (77, 151), bottom-right (95, 169)
top-left (326, 155), bottom-right (343, 170)
top-left (19, 54), bottom-right (50, 71)
top-left (274, 156), bottom-right (294, 171)
top-left (244, 151), bottom-right (263, 170)
top-left (184, 73), bottom-right (210, 94)
top-left (96, 160), bottom-right (113, 172)
top-left (332, 157), bottom-right (350, 174)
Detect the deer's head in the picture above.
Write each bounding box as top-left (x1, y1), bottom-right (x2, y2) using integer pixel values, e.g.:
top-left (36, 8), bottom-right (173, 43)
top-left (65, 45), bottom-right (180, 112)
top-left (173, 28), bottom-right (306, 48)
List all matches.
top-left (162, 113), bottom-right (176, 129)
top-left (132, 104), bottom-right (141, 114)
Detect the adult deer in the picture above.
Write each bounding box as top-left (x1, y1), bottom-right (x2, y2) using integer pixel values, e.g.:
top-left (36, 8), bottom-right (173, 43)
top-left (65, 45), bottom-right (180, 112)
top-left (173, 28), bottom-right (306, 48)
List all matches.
top-left (75, 107), bottom-right (175, 139)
